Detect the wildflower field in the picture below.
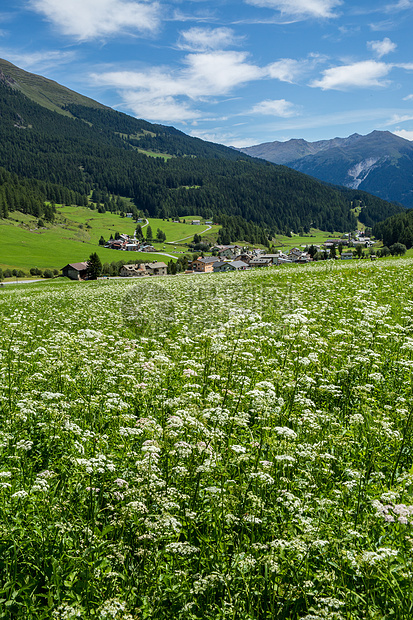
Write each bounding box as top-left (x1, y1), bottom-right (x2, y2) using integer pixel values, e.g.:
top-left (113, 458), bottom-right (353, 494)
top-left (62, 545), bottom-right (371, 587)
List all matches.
top-left (2, 260), bottom-right (413, 619)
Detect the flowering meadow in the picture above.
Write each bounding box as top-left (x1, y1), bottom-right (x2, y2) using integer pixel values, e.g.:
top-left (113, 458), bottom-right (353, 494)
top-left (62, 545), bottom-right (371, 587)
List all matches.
top-left (2, 260), bottom-right (413, 619)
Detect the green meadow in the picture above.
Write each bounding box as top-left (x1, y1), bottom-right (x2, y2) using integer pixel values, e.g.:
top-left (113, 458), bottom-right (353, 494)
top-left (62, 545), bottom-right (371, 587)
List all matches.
top-left (0, 209), bottom-right (184, 272)
top-left (145, 218), bottom-right (221, 251)
top-left (2, 259), bottom-right (413, 618)
top-left (1, 207), bottom-right (224, 273)
top-left (272, 229), bottom-right (348, 251)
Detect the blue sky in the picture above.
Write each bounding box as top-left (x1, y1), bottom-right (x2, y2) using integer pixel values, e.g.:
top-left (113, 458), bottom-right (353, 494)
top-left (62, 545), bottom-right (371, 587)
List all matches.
top-left (0, 0), bottom-right (413, 146)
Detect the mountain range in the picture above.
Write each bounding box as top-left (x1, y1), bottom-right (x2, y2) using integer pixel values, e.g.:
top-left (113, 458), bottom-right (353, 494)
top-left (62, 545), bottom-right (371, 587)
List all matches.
top-left (237, 131), bottom-right (413, 208)
top-left (0, 57), bottom-right (405, 240)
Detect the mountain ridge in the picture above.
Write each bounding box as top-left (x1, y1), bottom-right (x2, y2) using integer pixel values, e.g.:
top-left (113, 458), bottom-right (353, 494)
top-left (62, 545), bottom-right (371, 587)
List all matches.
top-left (238, 131), bottom-right (413, 207)
top-left (0, 58), bottom-right (405, 237)
top-left (0, 57), bottom-right (107, 116)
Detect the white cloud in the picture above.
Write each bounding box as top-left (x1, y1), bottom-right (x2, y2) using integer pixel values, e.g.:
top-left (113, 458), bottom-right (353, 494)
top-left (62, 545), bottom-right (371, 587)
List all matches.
top-left (267, 58), bottom-right (307, 82)
top-left (177, 27), bottom-right (244, 51)
top-left (393, 129), bottom-right (413, 140)
top-left (92, 51), bottom-right (266, 100)
top-left (311, 60), bottom-right (392, 90)
top-left (0, 49), bottom-right (77, 71)
top-left (244, 0), bottom-right (341, 19)
top-left (188, 128), bottom-right (243, 146)
top-left (91, 51), bottom-right (311, 123)
top-left (367, 37), bottom-right (397, 57)
top-left (92, 51), bottom-right (265, 121)
top-left (29, 0), bottom-right (161, 40)
top-left (250, 99), bottom-right (299, 117)
top-left (385, 113), bottom-right (413, 124)
top-left (384, 0), bottom-right (413, 11)
top-left (403, 94), bottom-right (413, 101)
top-left (120, 93), bottom-right (201, 122)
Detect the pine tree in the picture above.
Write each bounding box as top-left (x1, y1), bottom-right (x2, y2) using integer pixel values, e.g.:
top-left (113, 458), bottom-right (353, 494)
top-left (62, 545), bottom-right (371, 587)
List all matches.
top-left (87, 252), bottom-right (102, 280)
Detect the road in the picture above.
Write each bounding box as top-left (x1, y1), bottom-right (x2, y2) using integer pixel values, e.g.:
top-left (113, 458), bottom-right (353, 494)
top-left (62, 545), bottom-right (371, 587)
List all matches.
top-left (1, 278), bottom-right (44, 285)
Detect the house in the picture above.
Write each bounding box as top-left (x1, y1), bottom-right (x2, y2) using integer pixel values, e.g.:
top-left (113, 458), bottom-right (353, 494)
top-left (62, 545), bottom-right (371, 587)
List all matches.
top-left (191, 220), bottom-right (201, 225)
top-left (249, 257), bottom-right (272, 268)
top-left (140, 245), bottom-right (156, 252)
top-left (120, 262), bottom-right (168, 277)
top-left (145, 262), bottom-right (168, 276)
top-left (218, 246), bottom-right (240, 259)
top-left (125, 244), bottom-right (139, 251)
top-left (61, 262), bottom-right (88, 280)
top-left (341, 252), bottom-right (353, 260)
top-left (120, 264), bottom-right (148, 277)
top-left (226, 260), bottom-right (249, 271)
top-left (191, 256), bottom-right (220, 273)
top-left (261, 253), bottom-right (286, 265)
top-left (295, 254), bottom-right (311, 264)
top-left (212, 260), bottom-right (247, 272)
top-left (213, 261), bottom-right (228, 272)
top-left (238, 253), bottom-right (253, 264)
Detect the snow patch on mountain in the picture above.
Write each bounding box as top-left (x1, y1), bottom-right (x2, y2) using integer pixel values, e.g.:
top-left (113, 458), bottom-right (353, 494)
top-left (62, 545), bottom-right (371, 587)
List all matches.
top-left (346, 158), bottom-right (381, 189)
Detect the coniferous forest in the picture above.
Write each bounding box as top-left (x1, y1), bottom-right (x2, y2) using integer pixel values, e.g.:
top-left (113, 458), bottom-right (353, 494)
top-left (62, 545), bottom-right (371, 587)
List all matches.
top-left (0, 78), bottom-right (405, 240)
top-left (373, 209), bottom-right (413, 248)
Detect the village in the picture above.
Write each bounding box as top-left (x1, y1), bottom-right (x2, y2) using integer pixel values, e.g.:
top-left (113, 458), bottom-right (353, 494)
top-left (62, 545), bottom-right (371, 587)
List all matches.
top-left (60, 229), bottom-right (377, 280)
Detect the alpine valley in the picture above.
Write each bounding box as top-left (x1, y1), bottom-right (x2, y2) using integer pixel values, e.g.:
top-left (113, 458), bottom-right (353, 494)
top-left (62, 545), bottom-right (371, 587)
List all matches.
top-left (0, 57), bottom-right (405, 243)
top-left (238, 131), bottom-right (413, 208)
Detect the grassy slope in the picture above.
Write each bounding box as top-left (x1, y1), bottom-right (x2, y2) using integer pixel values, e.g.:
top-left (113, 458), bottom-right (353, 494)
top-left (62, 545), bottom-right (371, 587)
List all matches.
top-left (272, 228), bottom-right (348, 250)
top-left (0, 208), bottom-right (224, 272)
top-left (0, 209), bottom-right (177, 271)
top-left (145, 217), bottom-right (221, 251)
top-left (0, 58), bottom-right (105, 116)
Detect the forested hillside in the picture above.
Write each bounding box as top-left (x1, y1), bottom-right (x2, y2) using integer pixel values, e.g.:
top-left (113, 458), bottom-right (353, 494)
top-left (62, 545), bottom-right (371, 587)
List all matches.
top-left (373, 209), bottom-right (413, 248)
top-left (0, 166), bottom-right (87, 221)
top-left (0, 64), bottom-right (404, 237)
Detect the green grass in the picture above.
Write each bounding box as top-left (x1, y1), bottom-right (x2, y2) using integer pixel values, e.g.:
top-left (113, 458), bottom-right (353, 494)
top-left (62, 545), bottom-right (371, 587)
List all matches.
top-left (144, 217), bottom-right (221, 249)
top-left (0, 209), bottom-right (176, 272)
top-left (2, 260), bottom-right (413, 617)
top-left (135, 148), bottom-right (173, 160)
top-left (272, 228), bottom-right (348, 250)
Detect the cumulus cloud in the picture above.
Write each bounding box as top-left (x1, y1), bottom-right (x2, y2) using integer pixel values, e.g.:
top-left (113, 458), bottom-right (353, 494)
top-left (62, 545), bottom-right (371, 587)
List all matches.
top-left (177, 27), bottom-right (244, 51)
top-left (29, 0), bottom-right (161, 40)
top-left (267, 58), bottom-right (310, 82)
top-left (91, 50), bottom-right (312, 123)
top-left (244, 0), bottom-right (341, 19)
top-left (311, 60), bottom-right (392, 90)
top-left (120, 93), bottom-right (201, 122)
top-left (367, 37), bottom-right (397, 57)
top-left (250, 99), bottom-right (299, 117)
top-left (92, 51), bottom-right (265, 121)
